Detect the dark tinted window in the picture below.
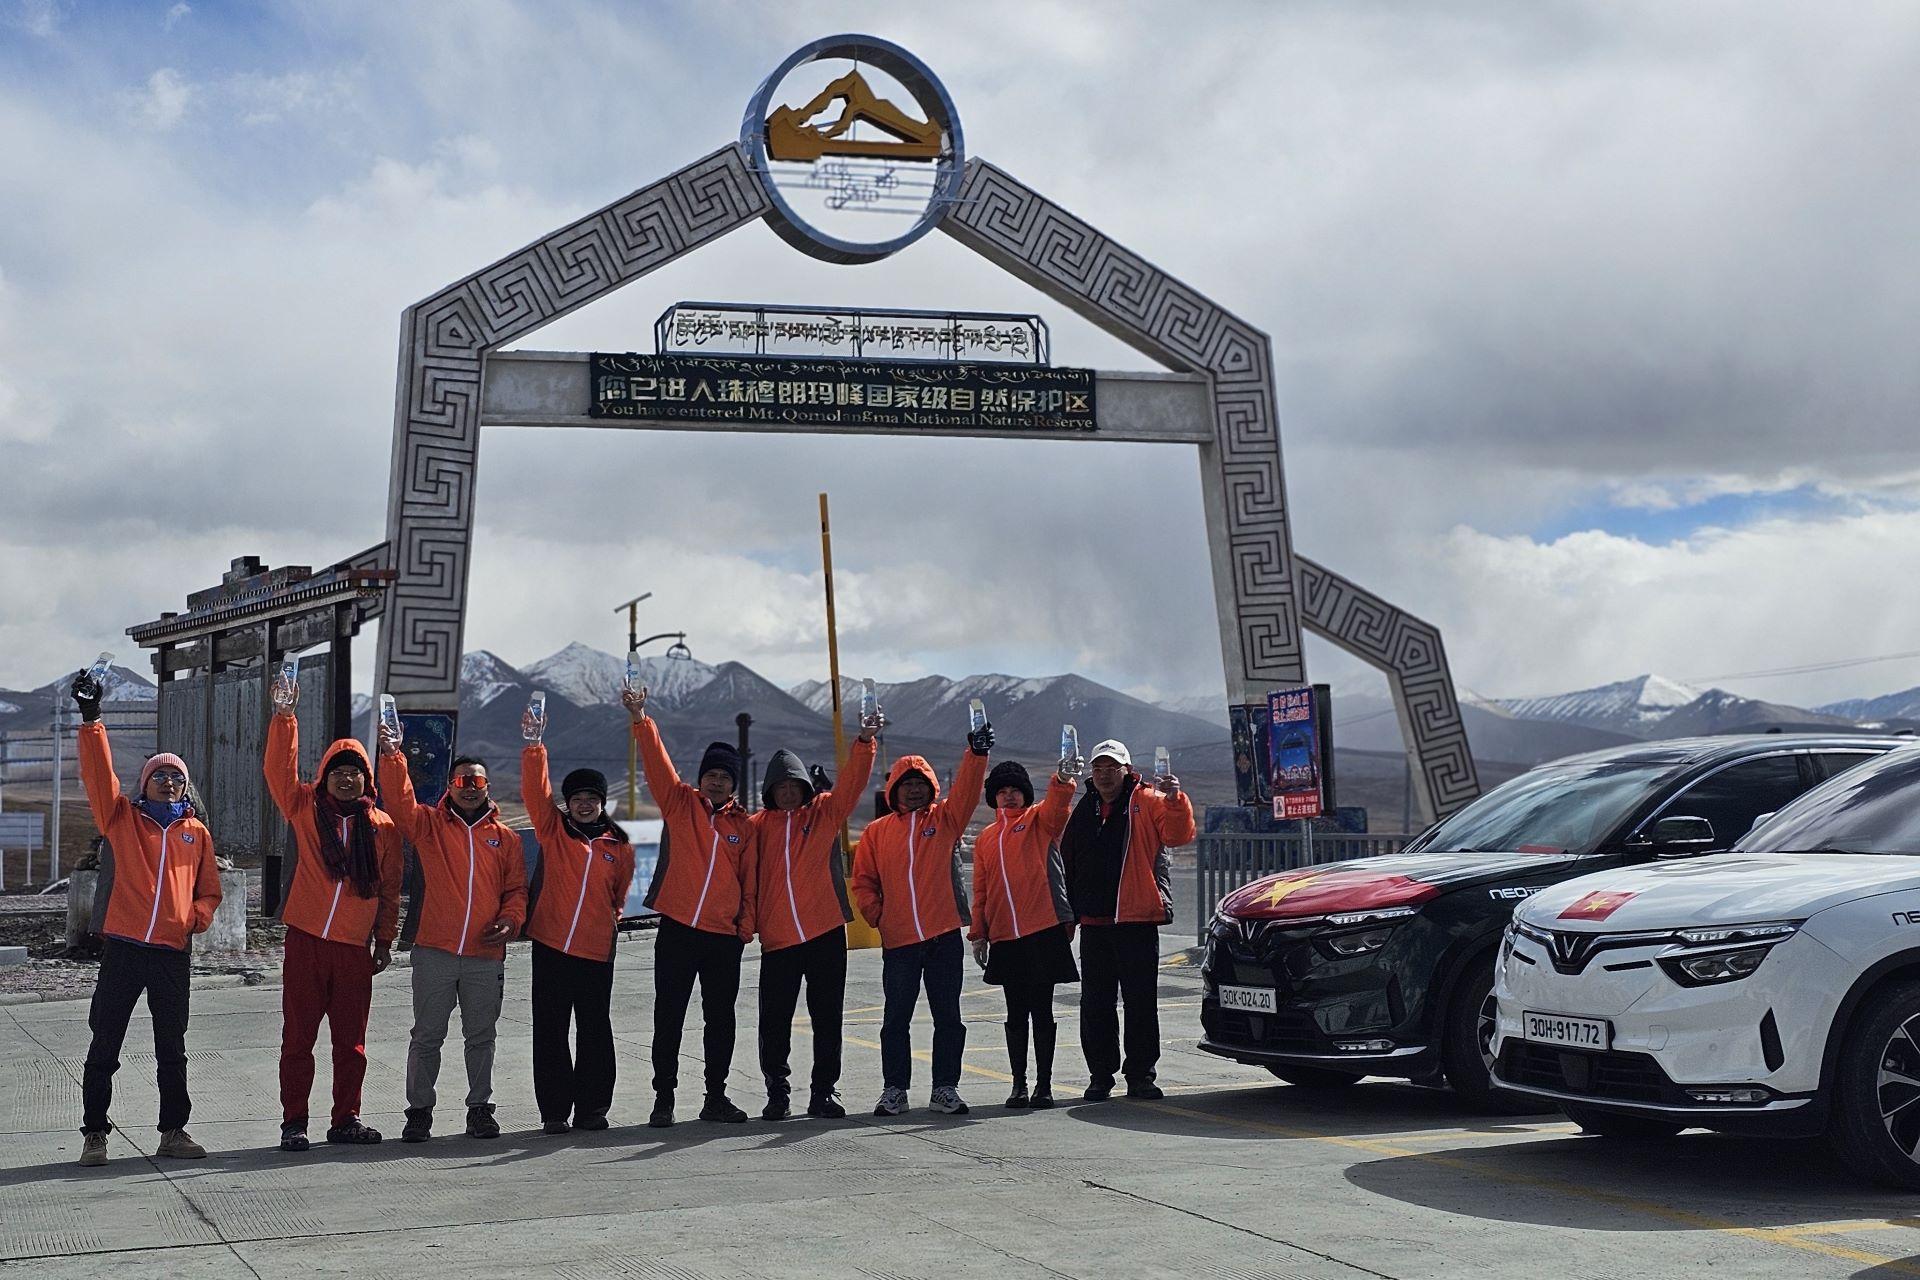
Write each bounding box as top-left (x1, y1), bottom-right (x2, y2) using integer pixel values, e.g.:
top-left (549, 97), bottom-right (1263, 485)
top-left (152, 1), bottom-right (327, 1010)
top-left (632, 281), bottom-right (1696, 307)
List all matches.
top-left (1814, 750), bottom-right (1884, 782)
top-left (1658, 755), bottom-right (1808, 848)
top-left (1742, 747), bottom-right (1920, 855)
top-left (1405, 761), bottom-right (1676, 857)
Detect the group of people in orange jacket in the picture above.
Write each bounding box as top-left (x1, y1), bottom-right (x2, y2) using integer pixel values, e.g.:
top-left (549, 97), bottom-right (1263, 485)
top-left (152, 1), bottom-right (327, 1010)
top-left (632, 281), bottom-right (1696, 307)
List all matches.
top-left (65, 663), bottom-right (1195, 1165)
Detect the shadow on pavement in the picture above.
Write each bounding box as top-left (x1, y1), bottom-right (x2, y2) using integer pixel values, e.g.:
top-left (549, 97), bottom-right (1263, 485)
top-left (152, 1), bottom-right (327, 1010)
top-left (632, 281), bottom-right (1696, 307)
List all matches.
top-left (1062, 1079), bottom-right (1563, 1141)
top-left (1345, 1131), bottom-right (1918, 1232)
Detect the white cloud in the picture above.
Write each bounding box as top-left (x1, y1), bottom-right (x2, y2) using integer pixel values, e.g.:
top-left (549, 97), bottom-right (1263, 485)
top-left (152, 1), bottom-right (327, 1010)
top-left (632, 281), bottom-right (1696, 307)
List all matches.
top-left (164, 2), bottom-right (190, 32)
top-left (127, 68), bottom-right (195, 131)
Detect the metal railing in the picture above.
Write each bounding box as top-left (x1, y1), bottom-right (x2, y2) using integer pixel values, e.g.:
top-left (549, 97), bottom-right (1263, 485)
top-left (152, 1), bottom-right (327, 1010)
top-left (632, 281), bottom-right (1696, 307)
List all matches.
top-left (1193, 830), bottom-right (1414, 937)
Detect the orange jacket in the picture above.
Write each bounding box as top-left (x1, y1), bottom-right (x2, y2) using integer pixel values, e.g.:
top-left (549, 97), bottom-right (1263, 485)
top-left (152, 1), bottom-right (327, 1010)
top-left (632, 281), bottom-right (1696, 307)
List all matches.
top-left (851, 748), bottom-right (988, 949)
top-left (634, 717), bottom-right (757, 940)
top-left (78, 721), bottom-right (221, 950)
top-left (969, 773), bottom-right (1076, 944)
top-left (749, 737), bottom-right (877, 952)
top-left (521, 744), bottom-right (635, 961)
top-left (265, 712), bottom-right (404, 946)
top-left (378, 750), bottom-right (526, 960)
top-left (1062, 773), bottom-right (1196, 925)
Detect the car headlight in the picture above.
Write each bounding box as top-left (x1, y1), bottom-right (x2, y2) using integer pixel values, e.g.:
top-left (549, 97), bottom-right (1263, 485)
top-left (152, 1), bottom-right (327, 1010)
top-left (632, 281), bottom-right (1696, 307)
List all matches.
top-left (1314, 905), bottom-right (1417, 960)
top-left (1658, 921), bottom-right (1800, 987)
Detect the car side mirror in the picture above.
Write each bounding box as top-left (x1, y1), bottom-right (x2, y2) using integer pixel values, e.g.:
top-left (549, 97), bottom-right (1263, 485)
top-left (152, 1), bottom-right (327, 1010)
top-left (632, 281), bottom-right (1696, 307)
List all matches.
top-left (1640, 814), bottom-right (1717, 858)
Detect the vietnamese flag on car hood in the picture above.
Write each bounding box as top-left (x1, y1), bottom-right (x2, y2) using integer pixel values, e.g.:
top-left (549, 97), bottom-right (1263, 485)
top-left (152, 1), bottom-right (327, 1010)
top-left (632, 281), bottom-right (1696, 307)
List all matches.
top-left (1221, 868), bottom-right (1440, 920)
top-left (1557, 890), bottom-right (1638, 921)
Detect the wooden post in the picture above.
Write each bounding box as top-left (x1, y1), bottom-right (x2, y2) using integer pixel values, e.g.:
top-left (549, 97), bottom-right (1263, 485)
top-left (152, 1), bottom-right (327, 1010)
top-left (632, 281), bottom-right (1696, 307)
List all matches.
top-left (821, 493), bottom-right (880, 949)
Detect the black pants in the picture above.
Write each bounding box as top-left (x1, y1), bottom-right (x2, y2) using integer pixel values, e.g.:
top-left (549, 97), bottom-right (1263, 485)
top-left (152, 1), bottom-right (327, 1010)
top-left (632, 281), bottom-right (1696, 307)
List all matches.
top-left (1079, 922), bottom-right (1161, 1084)
top-left (758, 926), bottom-right (847, 1097)
top-left (531, 941), bottom-right (617, 1124)
top-left (652, 917), bottom-right (744, 1096)
top-left (1003, 980), bottom-right (1059, 1084)
top-left (82, 938), bottom-right (192, 1134)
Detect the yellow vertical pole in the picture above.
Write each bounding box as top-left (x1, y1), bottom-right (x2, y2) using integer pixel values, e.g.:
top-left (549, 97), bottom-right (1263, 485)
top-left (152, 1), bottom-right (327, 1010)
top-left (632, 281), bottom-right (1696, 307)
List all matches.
top-left (821, 493), bottom-right (880, 950)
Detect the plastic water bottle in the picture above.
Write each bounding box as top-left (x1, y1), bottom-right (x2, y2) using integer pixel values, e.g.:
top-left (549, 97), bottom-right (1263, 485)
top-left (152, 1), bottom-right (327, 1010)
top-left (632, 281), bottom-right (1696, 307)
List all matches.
top-left (625, 650), bottom-right (642, 692)
top-left (860, 678), bottom-right (877, 724)
top-left (525, 690), bottom-right (547, 742)
top-left (278, 659), bottom-right (297, 691)
top-left (1154, 746), bottom-right (1172, 779)
top-left (968, 698), bottom-right (987, 734)
top-left (379, 694), bottom-right (402, 740)
top-left (1060, 723), bottom-right (1079, 762)
top-left (86, 651), bottom-right (114, 686)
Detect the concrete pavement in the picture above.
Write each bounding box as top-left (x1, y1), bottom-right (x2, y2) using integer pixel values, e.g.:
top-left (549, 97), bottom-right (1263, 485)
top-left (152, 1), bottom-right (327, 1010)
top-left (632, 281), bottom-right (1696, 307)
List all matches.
top-left (4, 934), bottom-right (1920, 1278)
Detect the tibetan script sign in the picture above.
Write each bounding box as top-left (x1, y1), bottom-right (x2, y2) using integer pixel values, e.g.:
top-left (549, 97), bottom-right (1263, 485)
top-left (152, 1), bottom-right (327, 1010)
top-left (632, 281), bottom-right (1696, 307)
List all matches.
top-left (589, 353), bottom-right (1095, 432)
top-left (658, 303), bottom-right (1046, 365)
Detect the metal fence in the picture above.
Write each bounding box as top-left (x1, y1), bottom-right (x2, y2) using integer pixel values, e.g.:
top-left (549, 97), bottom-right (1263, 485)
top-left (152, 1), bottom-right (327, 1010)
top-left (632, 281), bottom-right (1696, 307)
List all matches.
top-left (1192, 830), bottom-right (1414, 937)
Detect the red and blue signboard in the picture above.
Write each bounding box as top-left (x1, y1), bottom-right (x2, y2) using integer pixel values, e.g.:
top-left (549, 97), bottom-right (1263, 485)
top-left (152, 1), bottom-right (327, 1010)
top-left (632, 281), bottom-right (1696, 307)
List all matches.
top-left (1268, 685), bottom-right (1325, 820)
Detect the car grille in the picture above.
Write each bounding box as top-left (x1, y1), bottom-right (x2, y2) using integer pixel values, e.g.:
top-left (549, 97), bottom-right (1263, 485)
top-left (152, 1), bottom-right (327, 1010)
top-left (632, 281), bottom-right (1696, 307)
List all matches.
top-left (1497, 1041), bottom-right (1679, 1104)
top-left (1208, 1007), bottom-right (1324, 1054)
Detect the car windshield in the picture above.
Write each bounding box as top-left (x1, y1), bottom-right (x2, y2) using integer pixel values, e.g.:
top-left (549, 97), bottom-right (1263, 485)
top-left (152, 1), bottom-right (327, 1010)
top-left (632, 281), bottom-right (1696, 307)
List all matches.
top-left (1406, 760), bottom-right (1677, 857)
top-left (1740, 746), bottom-right (1920, 855)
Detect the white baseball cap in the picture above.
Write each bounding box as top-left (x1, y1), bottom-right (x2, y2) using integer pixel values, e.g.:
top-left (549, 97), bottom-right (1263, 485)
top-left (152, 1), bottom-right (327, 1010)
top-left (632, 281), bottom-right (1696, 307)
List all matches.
top-left (1088, 739), bottom-right (1131, 766)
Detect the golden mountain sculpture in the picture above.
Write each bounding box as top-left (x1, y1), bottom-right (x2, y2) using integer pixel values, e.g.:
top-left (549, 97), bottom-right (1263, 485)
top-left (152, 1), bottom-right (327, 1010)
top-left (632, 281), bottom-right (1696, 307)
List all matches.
top-left (766, 70), bottom-right (942, 162)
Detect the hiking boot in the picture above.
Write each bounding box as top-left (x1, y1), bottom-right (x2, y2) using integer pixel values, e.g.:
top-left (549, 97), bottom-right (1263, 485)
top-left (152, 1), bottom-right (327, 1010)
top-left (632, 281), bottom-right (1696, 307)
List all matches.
top-left (1005, 1079), bottom-right (1030, 1109)
top-left (929, 1086), bottom-right (970, 1116)
top-left (1029, 1085), bottom-right (1055, 1110)
top-left (762, 1093), bottom-right (792, 1121)
top-left (541, 1119), bottom-right (572, 1135)
top-left (1126, 1079), bottom-right (1165, 1101)
top-left (78, 1132), bottom-right (108, 1167)
top-left (648, 1093), bottom-right (674, 1129)
top-left (699, 1094), bottom-right (748, 1124)
top-left (401, 1108), bottom-right (432, 1143)
top-left (873, 1086), bottom-right (909, 1117)
top-left (157, 1129), bottom-right (206, 1159)
top-left (572, 1112), bottom-right (609, 1131)
top-left (1083, 1076), bottom-right (1115, 1102)
top-left (325, 1118), bottom-right (382, 1144)
top-left (279, 1125), bottom-right (310, 1153)
top-left (465, 1105), bottom-right (500, 1139)
top-left (807, 1090), bottom-right (846, 1120)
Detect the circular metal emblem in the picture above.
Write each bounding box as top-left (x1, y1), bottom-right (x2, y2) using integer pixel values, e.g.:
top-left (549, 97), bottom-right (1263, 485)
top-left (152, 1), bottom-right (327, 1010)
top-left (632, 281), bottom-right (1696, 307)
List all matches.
top-left (741, 34), bottom-right (964, 266)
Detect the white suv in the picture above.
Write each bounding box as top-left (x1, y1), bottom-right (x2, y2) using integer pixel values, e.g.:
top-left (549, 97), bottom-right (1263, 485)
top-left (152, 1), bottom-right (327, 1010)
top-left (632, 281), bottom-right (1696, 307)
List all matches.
top-left (1489, 744), bottom-right (1920, 1188)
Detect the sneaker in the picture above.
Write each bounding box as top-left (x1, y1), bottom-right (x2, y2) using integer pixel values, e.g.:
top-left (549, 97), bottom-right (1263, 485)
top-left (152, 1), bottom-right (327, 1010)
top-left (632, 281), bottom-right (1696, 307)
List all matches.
top-left (872, 1086), bottom-right (909, 1117)
top-left (157, 1129), bottom-right (206, 1159)
top-left (325, 1118), bottom-right (382, 1144)
top-left (929, 1086), bottom-right (970, 1116)
top-left (762, 1094), bottom-right (792, 1121)
top-left (807, 1091), bottom-right (846, 1120)
top-left (401, 1109), bottom-right (432, 1143)
top-left (699, 1094), bottom-right (748, 1124)
top-left (279, 1125), bottom-right (310, 1153)
top-left (1083, 1076), bottom-right (1115, 1102)
top-left (78, 1132), bottom-right (108, 1167)
top-left (572, 1112), bottom-right (609, 1131)
top-left (1005, 1080), bottom-right (1031, 1109)
top-left (541, 1119), bottom-right (572, 1135)
top-left (1030, 1085), bottom-right (1055, 1110)
top-left (648, 1093), bottom-right (674, 1129)
top-left (1126, 1080), bottom-right (1165, 1101)
top-left (465, 1105), bottom-right (500, 1139)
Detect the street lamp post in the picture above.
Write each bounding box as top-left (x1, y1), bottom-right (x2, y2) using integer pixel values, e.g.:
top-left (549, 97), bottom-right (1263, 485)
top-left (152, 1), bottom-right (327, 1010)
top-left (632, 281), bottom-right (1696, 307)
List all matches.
top-left (614, 592), bottom-right (652, 821)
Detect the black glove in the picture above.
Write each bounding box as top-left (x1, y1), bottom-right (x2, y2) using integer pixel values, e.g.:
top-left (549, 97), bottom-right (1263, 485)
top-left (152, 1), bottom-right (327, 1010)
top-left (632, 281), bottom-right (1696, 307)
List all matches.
top-left (70, 672), bottom-right (103, 723)
top-left (807, 764), bottom-right (833, 793)
top-left (967, 723), bottom-right (995, 756)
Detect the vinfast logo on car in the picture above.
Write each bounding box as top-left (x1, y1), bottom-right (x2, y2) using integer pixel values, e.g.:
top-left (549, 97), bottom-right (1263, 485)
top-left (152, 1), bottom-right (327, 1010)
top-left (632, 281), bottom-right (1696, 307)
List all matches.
top-left (1219, 868), bottom-right (1440, 919)
top-left (1556, 890), bottom-right (1638, 921)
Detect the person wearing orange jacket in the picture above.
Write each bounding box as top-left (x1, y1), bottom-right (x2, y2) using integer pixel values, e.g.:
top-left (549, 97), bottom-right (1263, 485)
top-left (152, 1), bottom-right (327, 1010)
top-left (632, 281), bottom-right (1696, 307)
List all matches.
top-left (1061, 739), bottom-right (1196, 1102)
top-left (375, 727), bottom-right (526, 1144)
top-left (969, 753), bottom-right (1082, 1109)
top-left (69, 671), bottom-right (222, 1167)
top-left (520, 703), bottom-right (635, 1135)
top-left (264, 677), bottom-right (404, 1152)
top-left (851, 719), bottom-right (993, 1118)
top-left (748, 711), bottom-right (879, 1122)
top-left (623, 685), bottom-right (757, 1128)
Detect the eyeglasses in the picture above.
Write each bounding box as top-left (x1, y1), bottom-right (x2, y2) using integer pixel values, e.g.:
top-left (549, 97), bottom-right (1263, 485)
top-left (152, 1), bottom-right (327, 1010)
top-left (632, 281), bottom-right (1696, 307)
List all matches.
top-left (450, 775), bottom-right (488, 791)
top-left (149, 770), bottom-right (186, 785)
top-left (325, 765), bottom-right (365, 779)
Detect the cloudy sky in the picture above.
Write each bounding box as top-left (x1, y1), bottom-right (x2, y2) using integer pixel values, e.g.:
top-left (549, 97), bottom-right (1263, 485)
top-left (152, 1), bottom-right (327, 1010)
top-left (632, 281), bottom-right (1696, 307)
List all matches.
top-left (3, 0), bottom-right (1919, 716)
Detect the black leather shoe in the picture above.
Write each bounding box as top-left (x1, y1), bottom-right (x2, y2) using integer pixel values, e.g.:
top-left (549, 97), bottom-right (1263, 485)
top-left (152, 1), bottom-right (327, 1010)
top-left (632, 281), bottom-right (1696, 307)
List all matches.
top-left (1126, 1080), bottom-right (1165, 1100)
top-left (1005, 1080), bottom-right (1030, 1108)
top-left (573, 1112), bottom-right (609, 1131)
top-left (541, 1119), bottom-right (572, 1135)
top-left (1030, 1085), bottom-right (1055, 1110)
top-left (1083, 1077), bottom-right (1115, 1102)
top-left (648, 1093), bottom-right (674, 1129)
top-left (762, 1094), bottom-right (791, 1121)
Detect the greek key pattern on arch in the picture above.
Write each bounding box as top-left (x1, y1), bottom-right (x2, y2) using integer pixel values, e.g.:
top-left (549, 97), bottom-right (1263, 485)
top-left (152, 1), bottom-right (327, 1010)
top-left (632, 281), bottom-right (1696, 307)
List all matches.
top-left (1297, 555), bottom-right (1481, 820)
top-left (379, 145), bottom-right (769, 699)
top-left (941, 159), bottom-right (1304, 687)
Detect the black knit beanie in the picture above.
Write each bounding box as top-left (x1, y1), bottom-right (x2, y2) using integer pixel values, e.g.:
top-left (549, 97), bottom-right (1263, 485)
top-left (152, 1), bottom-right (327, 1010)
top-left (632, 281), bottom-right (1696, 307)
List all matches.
top-left (985, 759), bottom-right (1034, 807)
top-left (561, 768), bottom-right (608, 802)
top-left (698, 741), bottom-right (741, 790)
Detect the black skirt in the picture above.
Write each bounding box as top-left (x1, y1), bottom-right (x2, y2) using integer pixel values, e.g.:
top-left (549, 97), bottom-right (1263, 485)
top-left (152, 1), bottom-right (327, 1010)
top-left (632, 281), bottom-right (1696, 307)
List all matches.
top-left (984, 923), bottom-right (1080, 987)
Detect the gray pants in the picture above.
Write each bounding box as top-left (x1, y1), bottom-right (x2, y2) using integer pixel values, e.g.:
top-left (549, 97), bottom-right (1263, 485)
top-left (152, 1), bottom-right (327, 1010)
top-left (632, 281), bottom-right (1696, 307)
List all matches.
top-left (405, 946), bottom-right (505, 1112)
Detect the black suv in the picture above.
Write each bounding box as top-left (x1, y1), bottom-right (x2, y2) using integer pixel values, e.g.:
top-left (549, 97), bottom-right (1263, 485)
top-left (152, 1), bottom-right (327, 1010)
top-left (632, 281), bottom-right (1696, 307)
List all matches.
top-left (1198, 735), bottom-right (1895, 1109)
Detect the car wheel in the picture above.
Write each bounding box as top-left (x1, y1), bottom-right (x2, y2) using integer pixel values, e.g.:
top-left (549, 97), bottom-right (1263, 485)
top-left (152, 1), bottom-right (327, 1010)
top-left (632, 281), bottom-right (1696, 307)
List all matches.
top-left (1442, 959), bottom-right (1552, 1114)
top-left (1827, 979), bottom-right (1920, 1191)
top-left (1265, 1065), bottom-right (1363, 1088)
top-left (1561, 1101), bottom-right (1686, 1139)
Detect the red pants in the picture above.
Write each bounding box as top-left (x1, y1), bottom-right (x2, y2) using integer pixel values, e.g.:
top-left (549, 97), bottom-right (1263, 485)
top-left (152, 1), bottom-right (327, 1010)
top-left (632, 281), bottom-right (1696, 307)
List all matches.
top-left (280, 926), bottom-right (374, 1128)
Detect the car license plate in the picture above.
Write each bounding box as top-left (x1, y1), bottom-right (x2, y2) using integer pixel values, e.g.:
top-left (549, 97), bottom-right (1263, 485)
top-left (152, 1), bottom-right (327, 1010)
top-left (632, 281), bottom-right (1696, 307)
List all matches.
top-left (1219, 984), bottom-right (1277, 1013)
top-left (1522, 1011), bottom-right (1611, 1050)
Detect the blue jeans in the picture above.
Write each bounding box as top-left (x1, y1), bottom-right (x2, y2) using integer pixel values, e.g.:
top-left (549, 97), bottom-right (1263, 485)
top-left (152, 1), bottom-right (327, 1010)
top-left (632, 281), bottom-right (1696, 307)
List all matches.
top-left (880, 930), bottom-right (965, 1090)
